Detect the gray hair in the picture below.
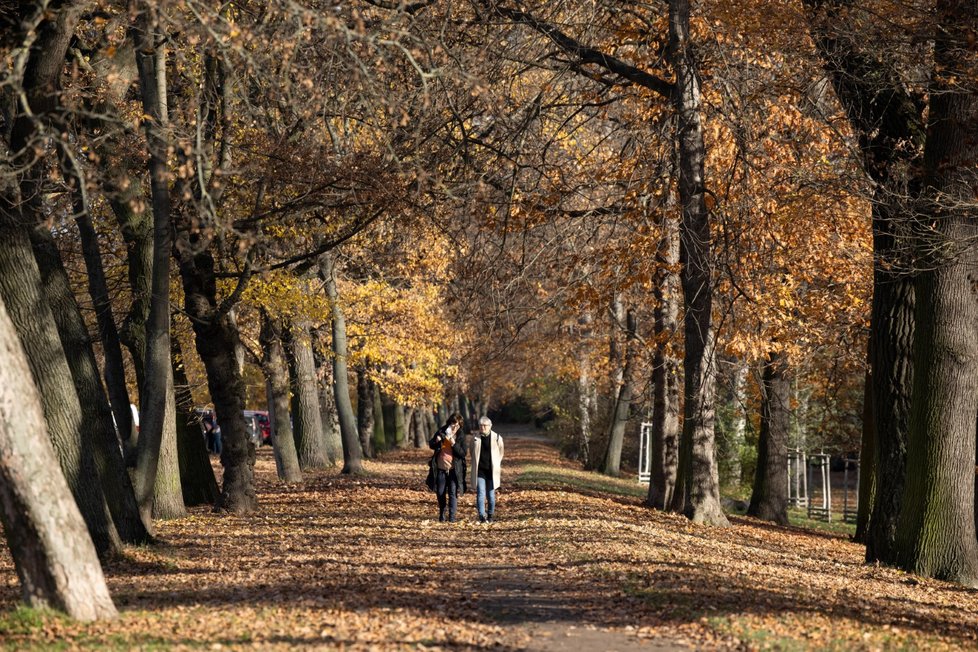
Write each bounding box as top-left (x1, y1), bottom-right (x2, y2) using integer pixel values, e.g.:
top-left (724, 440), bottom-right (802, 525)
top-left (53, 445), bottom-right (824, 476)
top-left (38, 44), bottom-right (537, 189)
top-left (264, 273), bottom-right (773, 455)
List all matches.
top-left (479, 416), bottom-right (492, 427)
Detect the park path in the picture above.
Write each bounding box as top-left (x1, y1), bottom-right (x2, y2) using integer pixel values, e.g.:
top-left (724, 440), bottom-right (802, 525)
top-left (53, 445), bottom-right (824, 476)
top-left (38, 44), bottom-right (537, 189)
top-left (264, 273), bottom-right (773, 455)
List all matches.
top-left (443, 424), bottom-right (683, 651)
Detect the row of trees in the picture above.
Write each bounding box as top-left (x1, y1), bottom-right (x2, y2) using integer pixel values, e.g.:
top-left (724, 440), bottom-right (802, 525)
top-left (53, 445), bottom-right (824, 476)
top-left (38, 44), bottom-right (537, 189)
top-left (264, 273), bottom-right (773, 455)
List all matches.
top-left (0, 0), bottom-right (976, 621)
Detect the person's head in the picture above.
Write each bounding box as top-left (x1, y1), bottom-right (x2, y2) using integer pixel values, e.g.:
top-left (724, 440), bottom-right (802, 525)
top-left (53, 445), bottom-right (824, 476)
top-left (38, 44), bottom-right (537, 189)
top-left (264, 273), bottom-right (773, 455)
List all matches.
top-left (479, 416), bottom-right (492, 433)
top-left (446, 412), bottom-right (464, 434)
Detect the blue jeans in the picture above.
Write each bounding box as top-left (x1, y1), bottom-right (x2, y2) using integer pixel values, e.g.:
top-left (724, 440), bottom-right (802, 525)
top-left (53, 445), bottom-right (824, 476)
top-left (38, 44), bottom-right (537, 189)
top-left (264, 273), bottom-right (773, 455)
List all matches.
top-left (476, 475), bottom-right (495, 520)
top-left (435, 470), bottom-right (457, 521)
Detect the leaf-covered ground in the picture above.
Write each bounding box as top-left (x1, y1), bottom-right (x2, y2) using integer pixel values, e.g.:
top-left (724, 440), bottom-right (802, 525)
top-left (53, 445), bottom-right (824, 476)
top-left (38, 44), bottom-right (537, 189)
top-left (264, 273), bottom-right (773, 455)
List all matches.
top-left (2, 425), bottom-right (977, 650)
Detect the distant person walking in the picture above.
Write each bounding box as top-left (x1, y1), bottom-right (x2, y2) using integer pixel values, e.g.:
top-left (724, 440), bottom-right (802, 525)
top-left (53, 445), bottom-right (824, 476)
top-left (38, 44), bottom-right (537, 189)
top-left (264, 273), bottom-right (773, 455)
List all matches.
top-left (426, 412), bottom-right (466, 522)
top-left (470, 416), bottom-right (504, 523)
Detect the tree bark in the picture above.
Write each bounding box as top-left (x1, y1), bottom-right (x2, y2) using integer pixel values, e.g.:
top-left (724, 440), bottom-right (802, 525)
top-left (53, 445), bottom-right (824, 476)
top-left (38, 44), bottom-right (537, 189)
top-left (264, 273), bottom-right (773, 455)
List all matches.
top-left (312, 333), bottom-right (344, 464)
top-left (667, 0), bottom-right (728, 526)
top-left (723, 359), bottom-right (749, 487)
top-left (394, 403), bottom-right (408, 448)
top-left (320, 252), bottom-right (363, 474)
top-left (602, 309), bottom-right (638, 476)
top-left (356, 368), bottom-right (375, 458)
top-left (855, 369), bottom-right (876, 543)
top-left (747, 351), bottom-right (790, 525)
top-left (0, 294), bottom-right (117, 621)
top-left (284, 319), bottom-right (330, 469)
top-left (173, 336), bottom-right (219, 505)
top-left (259, 311), bottom-right (302, 483)
top-left (130, 0), bottom-right (175, 526)
top-left (894, 1), bottom-right (978, 585)
top-left (803, 0), bottom-right (924, 565)
top-left (372, 380), bottom-right (387, 453)
top-left (152, 362), bottom-right (185, 519)
top-left (413, 407), bottom-right (426, 447)
top-left (31, 228), bottom-right (151, 541)
top-left (647, 213), bottom-right (682, 509)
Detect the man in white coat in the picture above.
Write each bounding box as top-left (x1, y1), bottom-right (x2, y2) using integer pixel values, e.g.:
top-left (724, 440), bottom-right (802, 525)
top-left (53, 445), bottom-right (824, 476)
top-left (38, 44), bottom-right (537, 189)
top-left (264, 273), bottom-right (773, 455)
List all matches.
top-left (470, 416), bottom-right (504, 523)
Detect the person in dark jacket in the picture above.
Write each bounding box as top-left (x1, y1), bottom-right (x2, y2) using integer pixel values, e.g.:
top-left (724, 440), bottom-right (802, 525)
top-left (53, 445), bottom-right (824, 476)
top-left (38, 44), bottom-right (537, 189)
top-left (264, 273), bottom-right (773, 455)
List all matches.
top-left (427, 412), bottom-right (466, 522)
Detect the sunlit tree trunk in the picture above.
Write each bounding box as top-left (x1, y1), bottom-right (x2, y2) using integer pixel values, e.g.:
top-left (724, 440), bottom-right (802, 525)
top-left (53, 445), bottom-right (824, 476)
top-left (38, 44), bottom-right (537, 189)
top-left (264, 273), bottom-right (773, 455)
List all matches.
top-left (602, 309), bottom-right (638, 476)
top-left (0, 295), bottom-right (117, 621)
top-left (259, 312), bottom-right (302, 483)
top-left (284, 319), bottom-right (330, 470)
top-left (747, 351), bottom-right (790, 525)
top-left (320, 252), bottom-right (362, 474)
top-left (312, 333), bottom-right (344, 464)
top-left (153, 364), bottom-right (185, 519)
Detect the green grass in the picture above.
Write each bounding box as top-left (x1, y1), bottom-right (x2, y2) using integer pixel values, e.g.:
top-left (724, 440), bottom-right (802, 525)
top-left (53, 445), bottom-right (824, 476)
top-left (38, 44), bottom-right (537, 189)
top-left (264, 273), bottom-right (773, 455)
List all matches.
top-left (516, 464), bottom-right (648, 499)
top-left (786, 508), bottom-right (856, 537)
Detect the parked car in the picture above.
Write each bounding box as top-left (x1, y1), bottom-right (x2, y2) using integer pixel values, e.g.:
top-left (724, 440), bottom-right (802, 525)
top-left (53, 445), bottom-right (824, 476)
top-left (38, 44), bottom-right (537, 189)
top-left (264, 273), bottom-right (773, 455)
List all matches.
top-left (244, 410), bottom-right (272, 446)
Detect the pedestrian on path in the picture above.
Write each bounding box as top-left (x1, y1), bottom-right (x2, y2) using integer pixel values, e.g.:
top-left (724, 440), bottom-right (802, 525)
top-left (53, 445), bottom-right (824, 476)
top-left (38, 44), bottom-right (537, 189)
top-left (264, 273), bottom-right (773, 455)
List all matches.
top-left (469, 416), bottom-right (504, 523)
top-left (426, 412), bottom-right (466, 522)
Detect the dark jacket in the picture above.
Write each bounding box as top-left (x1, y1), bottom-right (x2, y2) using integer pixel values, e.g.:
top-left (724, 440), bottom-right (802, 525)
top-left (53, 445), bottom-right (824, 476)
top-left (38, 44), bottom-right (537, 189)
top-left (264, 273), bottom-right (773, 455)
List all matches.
top-left (425, 427), bottom-right (467, 495)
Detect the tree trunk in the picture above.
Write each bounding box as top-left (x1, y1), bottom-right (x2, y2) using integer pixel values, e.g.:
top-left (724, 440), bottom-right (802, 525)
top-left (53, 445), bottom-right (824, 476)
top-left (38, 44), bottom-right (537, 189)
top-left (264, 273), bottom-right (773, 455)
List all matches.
top-left (284, 319), bottom-right (330, 470)
top-left (312, 333), bottom-right (344, 464)
top-left (576, 313), bottom-right (594, 468)
top-left (855, 369), bottom-right (876, 543)
top-left (320, 252), bottom-right (362, 474)
top-left (152, 363), bottom-right (185, 519)
top-left (413, 408), bottom-right (426, 447)
top-left (356, 368), bottom-right (375, 458)
top-left (803, 0), bottom-right (925, 563)
top-left (747, 351), bottom-right (790, 525)
top-left (602, 309), bottom-right (638, 476)
top-left (372, 380), bottom-right (387, 453)
top-left (667, 0), bottom-right (728, 526)
top-left (894, 3), bottom-right (978, 585)
top-left (0, 295), bottom-right (117, 621)
top-left (724, 359), bottom-right (749, 486)
top-left (647, 213), bottom-right (682, 510)
top-left (173, 337), bottom-right (219, 505)
top-left (30, 227), bottom-right (152, 542)
top-left (259, 312), bottom-right (302, 483)
top-left (130, 1), bottom-right (176, 526)
top-left (394, 403), bottom-right (408, 449)
top-left (72, 202), bottom-right (133, 450)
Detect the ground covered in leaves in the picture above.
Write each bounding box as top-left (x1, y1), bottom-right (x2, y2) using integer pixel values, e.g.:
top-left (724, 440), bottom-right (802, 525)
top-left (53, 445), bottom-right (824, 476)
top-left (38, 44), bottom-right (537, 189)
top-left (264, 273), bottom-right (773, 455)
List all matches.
top-left (2, 425), bottom-right (978, 650)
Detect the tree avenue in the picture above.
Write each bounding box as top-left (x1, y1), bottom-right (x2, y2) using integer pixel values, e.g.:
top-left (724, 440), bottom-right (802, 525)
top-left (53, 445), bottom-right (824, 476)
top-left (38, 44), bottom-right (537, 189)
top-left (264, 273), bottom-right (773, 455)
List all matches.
top-left (0, 0), bottom-right (977, 625)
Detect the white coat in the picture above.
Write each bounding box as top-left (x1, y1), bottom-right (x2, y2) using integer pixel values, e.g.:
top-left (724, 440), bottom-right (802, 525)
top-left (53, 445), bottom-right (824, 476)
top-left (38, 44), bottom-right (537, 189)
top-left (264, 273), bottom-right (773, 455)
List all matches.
top-left (469, 430), bottom-right (504, 490)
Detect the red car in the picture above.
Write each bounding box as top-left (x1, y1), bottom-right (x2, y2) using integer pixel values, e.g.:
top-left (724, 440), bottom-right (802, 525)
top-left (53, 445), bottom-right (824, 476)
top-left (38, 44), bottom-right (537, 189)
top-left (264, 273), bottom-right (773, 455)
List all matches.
top-left (244, 410), bottom-right (272, 446)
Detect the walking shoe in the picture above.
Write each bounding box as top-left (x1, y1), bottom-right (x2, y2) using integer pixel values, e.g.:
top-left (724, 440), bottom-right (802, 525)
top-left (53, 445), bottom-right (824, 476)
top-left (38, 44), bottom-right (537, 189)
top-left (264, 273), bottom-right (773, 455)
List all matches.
top-left (478, 516), bottom-right (487, 524)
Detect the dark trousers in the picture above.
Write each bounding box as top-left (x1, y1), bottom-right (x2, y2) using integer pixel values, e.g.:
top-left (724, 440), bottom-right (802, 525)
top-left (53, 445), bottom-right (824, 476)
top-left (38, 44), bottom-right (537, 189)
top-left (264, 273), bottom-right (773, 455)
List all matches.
top-left (435, 469), bottom-right (458, 521)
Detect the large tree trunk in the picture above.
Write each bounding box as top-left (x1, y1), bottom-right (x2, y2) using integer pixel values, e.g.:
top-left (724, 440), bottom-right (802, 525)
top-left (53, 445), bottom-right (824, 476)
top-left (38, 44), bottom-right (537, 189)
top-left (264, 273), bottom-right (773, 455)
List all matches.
top-left (0, 3), bottom-right (126, 556)
top-left (894, 2), bottom-right (978, 585)
top-left (394, 403), bottom-right (408, 449)
top-left (152, 364), bottom-right (185, 519)
top-left (602, 309), bottom-right (638, 476)
top-left (320, 252), bottom-right (362, 474)
top-left (576, 313), bottom-right (594, 468)
top-left (173, 337), bottom-right (220, 505)
top-left (413, 408), bottom-right (426, 448)
top-left (356, 368), bottom-right (375, 458)
top-left (647, 213), bottom-right (682, 510)
top-left (803, 0), bottom-right (924, 565)
top-left (0, 295), bottom-right (117, 621)
top-left (667, 0), bottom-right (727, 526)
top-left (259, 312), bottom-right (302, 483)
top-left (747, 351), bottom-right (790, 525)
top-left (284, 319), bottom-right (331, 470)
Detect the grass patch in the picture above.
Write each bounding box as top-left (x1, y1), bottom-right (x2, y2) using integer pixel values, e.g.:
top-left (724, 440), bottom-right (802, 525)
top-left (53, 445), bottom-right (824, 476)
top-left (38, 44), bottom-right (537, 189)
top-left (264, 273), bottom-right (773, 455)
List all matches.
top-left (516, 464), bottom-right (648, 499)
top-left (787, 508), bottom-right (856, 537)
